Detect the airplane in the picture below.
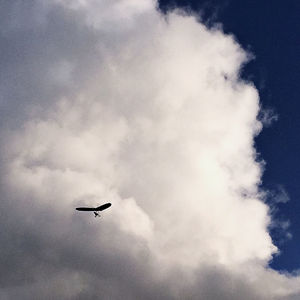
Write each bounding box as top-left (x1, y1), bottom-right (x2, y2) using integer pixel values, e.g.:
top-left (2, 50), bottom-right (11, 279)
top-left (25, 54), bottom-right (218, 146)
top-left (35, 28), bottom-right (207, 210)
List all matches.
top-left (76, 203), bottom-right (112, 217)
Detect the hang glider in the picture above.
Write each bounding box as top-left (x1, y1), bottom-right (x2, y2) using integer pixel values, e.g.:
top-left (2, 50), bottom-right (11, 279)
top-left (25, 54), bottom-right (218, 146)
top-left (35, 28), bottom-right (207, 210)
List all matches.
top-left (76, 203), bottom-right (112, 217)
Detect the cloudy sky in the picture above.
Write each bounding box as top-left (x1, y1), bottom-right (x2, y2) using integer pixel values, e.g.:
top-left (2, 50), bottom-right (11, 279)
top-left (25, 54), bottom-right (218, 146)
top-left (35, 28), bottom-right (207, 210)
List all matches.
top-left (0, 0), bottom-right (299, 299)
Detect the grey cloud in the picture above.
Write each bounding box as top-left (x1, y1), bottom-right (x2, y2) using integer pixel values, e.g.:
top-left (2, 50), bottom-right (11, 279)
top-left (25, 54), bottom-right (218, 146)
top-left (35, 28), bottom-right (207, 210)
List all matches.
top-left (0, 1), bottom-right (100, 129)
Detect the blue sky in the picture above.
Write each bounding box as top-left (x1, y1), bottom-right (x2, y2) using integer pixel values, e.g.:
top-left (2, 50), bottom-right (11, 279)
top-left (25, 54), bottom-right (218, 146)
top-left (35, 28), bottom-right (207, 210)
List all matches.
top-left (159, 0), bottom-right (300, 272)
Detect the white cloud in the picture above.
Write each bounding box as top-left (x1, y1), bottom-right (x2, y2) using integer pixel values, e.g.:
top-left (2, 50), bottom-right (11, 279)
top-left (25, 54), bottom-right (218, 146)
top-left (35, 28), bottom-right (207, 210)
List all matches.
top-left (0, 0), bottom-right (299, 299)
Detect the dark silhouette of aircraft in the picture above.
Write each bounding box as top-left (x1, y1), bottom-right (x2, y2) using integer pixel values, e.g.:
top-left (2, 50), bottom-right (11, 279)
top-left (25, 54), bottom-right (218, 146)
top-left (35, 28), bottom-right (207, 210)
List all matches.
top-left (76, 203), bottom-right (111, 217)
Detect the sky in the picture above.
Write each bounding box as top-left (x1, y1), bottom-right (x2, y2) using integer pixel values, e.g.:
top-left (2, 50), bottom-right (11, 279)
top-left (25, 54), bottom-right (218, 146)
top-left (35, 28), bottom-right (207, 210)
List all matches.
top-left (160, 0), bottom-right (300, 273)
top-left (0, 0), bottom-right (299, 299)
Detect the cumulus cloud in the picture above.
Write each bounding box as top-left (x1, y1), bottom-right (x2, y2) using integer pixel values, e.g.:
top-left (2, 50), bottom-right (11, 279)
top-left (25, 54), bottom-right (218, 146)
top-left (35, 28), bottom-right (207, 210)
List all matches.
top-left (0, 0), bottom-right (299, 299)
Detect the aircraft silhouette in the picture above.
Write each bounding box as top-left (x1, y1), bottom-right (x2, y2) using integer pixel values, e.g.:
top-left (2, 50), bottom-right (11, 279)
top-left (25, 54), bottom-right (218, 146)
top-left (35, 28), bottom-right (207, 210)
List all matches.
top-left (76, 203), bottom-right (111, 217)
